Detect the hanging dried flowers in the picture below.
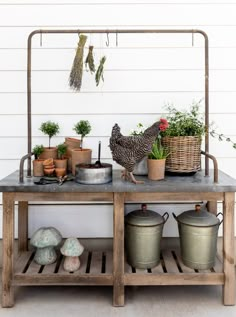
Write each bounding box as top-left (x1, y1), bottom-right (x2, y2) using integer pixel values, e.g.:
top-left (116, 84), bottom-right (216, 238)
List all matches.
top-left (85, 46), bottom-right (96, 73)
top-left (95, 56), bottom-right (106, 86)
top-left (69, 34), bottom-right (87, 91)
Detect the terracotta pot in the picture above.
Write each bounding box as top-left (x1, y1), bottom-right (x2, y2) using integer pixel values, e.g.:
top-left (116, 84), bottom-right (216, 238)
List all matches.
top-left (33, 159), bottom-right (44, 177)
top-left (54, 159), bottom-right (67, 169)
top-left (65, 138), bottom-right (81, 172)
top-left (147, 159), bottom-right (166, 181)
top-left (44, 167), bottom-right (55, 176)
top-left (71, 149), bottom-right (92, 176)
top-left (55, 168), bottom-right (66, 178)
top-left (39, 147), bottom-right (58, 160)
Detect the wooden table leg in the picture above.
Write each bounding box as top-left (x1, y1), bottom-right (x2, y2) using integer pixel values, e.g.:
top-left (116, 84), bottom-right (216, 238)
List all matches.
top-left (18, 201), bottom-right (28, 252)
top-left (113, 192), bottom-right (125, 306)
top-left (223, 192), bottom-right (235, 305)
top-left (2, 192), bottom-right (15, 307)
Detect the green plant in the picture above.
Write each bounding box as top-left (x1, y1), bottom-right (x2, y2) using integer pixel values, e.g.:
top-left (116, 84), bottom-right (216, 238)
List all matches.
top-left (39, 121), bottom-right (60, 148)
top-left (32, 145), bottom-right (44, 159)
top-left (73, 120), bottom-right (91, 149)
top-left (95, 56), bottom-right (106, 86)
top-left (57, 143), bottom-right (67, 159)
top-left (160, 102), bottom-right (205, 138)
top-left (148, 138), bottom-right (169, 160)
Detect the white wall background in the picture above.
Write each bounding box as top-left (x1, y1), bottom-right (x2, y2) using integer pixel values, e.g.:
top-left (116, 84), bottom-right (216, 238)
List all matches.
top-left (0, 0), bottom-right (236, 238)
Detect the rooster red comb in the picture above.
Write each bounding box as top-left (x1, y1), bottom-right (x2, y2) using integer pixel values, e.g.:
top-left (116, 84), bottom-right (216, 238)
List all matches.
top-left (159, 118), bottom-right (168, 131)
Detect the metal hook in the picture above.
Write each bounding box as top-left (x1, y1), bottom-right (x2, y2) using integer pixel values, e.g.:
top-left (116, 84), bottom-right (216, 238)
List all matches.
top-left (40, 30), bottom-right (42, 47)
top-left (116, 32), bottom-right (118, 47)
top-left (106, 32), bottom-right (110, 47)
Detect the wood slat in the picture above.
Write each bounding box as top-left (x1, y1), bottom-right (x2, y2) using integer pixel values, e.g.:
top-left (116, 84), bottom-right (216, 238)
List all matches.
top-left (105, 251), bottom-right (113, 275)
top-left (161, 250), bottom-right (179, 273)
top-left (151, 262), bottom-right (164, 274)
top-left (89, 251), bottom-right (102, 274)
top-left (15, 252), bottom-right (33, 274)
top-left (124, 273), bottom-right (224, 286)
top-left (41, 259), bottom-right (59, 275)
top-left (26, 260), bottom-right (41, 275)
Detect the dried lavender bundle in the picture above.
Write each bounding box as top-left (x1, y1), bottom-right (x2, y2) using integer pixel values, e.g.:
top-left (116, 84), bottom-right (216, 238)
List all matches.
top-left (85, 46), bottom-right (96, 73)
top-left (69, 34), bottom-right (87, 91)
top-left (95, 56), bottom-right (106, 86)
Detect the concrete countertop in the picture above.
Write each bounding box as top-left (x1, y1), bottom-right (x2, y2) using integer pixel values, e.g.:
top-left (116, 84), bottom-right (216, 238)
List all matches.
top-left (1, 169), bottom-right (236, 193)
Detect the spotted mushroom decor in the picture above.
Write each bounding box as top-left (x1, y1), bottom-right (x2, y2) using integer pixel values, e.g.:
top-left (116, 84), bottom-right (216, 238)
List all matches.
top-left (60, 238), bottom-right (84, 272)
top-left (30, 227), bottom-right (62, 265)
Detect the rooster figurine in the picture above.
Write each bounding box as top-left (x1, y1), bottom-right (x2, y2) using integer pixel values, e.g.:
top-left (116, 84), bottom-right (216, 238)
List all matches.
top-left (109, 119), bottom-right (168, 184)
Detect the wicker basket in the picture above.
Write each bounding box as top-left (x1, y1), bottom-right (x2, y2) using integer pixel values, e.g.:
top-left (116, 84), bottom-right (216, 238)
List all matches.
top-left (162, 136), bottom-right (201, 173)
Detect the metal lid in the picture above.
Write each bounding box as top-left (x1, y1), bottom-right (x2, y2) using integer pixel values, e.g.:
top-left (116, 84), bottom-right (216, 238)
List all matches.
top-left (125, 204), bottom-right (164, 227)
top-left (176, 205), bottom-right (220, 227)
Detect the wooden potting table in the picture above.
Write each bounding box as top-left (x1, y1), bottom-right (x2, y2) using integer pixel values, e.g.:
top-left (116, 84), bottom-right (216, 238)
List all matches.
top-left (0, 170), bottom-right (235, 307)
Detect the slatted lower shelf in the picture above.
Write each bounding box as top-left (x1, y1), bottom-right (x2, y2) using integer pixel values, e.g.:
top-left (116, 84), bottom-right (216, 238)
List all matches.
top-left (14, 250), bottom-right (113, 285)
top-left (14, 249), bottom-right (224, 286)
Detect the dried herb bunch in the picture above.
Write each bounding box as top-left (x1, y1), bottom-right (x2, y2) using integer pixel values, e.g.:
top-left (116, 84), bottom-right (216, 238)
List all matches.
top-left (69, 34), bottom-right (87, 91)
top-left (85, 46), bottom-right (96, 73)
top-left (95, 56), bottom-right (106, 86)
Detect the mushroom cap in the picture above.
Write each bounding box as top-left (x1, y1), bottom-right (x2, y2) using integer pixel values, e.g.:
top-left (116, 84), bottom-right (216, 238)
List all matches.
top-left (60, 238), bottom-right (84, 256)
top-left (30, 227), bottom-right (62, 248)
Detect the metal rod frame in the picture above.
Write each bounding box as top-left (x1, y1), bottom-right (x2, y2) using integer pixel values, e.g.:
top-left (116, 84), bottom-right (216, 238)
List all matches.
top-left (27, 28), bottom-right (209, 177)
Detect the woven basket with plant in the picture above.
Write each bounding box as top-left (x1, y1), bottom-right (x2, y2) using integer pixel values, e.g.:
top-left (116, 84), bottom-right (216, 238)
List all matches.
top-left (160, 103), bottom-right (205, 173)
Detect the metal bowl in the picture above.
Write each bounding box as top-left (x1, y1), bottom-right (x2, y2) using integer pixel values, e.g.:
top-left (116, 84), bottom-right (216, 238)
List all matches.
top-left (75, 163), bottom-right (112, 184)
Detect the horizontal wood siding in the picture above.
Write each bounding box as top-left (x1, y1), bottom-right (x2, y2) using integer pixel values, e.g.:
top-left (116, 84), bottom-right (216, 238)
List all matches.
top-left (0, 1), bottom-right (235, 237)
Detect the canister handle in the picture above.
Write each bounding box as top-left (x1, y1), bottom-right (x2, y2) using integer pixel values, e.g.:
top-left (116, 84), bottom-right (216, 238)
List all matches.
top-left (162, 212), bottom-right (169, 223)
top-left (216, 212), bottom-right (223, 226)
top-left (172, 213), bottom-right (177, 221)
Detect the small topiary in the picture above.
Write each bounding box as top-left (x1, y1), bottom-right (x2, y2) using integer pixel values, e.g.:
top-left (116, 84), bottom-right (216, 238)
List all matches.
top-left (73, 120), bottom-right (91, 149)
top-left (39, 121), bottom-right (60, 148)
top-left (32, 145), bottom-right (44, 159)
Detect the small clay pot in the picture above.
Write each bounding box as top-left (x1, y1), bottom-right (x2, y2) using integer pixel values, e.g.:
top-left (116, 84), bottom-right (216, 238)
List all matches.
top-left (54, 159), bottom-right (67, 169)
top-left (55, 168), bottom-right (66, 178)
top-left (33, 159), bottom-right (44, 177)
top-left (147, 159), bottom-right (166, 181)
top-left (65, 138), bottom-right (81, 172)
top-left (39, 147), bottom-right (58, 160)
top-left (44, 167), bottom-right (55, 176)
top-left (71, 149), bottom-right (92, 176)
top-left (43, 158), bottom-right (54, 167)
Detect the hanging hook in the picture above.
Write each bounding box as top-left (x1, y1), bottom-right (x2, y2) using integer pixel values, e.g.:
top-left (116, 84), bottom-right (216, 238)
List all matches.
top-left (192, 32), bottom-right (194, 47)
top-left (116, 31), bottom-right (118, 47)
top-left (40, 30), bottom-right (43, 47)
top-left (106, 32), bottom-right (110, 47)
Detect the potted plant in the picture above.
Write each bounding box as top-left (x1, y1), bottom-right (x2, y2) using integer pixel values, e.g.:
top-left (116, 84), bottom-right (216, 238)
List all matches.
top-left (54, 143), bottom-right (67, 177)
top-left (39, 121), bottom-right (60, 159)
top-left (71, 120), bottom-right (92, 175)
top-left (32, 145), bottom-right (45, 177)
top-left (161, 103), bottom-right (205, 174)
top-left (147, 138), bottom-right (169, 180)
top-left (130, 123), bottom-right (148, 176)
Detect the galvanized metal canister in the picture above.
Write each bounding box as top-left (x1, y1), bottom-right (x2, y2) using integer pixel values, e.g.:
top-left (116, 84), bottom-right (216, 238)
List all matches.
top-left (173, 205), bottom-right (223, 270)
top-left (125, 204), bottom-right (169, 269)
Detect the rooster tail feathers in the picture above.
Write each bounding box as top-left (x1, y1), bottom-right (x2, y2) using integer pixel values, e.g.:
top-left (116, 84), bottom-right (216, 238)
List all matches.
top-left (110, 123), bottom-right (122, 150)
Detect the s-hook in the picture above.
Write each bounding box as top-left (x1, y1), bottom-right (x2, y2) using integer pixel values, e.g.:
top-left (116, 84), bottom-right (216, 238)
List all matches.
top-left (106, 32), bottom-right (110, 47)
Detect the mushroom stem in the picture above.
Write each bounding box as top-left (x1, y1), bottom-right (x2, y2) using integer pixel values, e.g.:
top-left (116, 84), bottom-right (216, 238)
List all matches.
top-left (63, 256), bottom-right (80, 272)
top-left (34, 246), bottom-right (57, 265)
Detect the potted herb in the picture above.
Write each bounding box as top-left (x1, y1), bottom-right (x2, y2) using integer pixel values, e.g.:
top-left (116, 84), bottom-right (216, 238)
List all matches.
top-left (71, 120), bottom-right (92, 176)
top-left (32, 145), bottom-right (45, 177)
top-left (130, 123), bottom-right (148, 176)
top-left (161, 103), bottom-right (205, 174)
top-left (39, 121), bottom-right (60, 159)
top-left (147, 138), bottom-right (169, 180)
top-left (54, 143), bottom-right (68, 175)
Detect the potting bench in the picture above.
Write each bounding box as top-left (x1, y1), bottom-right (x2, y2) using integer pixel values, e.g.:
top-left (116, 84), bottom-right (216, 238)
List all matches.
top-left (0, 169), bottom-right (235, 307)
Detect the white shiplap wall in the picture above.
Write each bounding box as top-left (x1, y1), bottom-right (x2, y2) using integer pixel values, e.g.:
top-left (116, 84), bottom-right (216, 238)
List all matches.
top-left (0, 0), bottom-right (236, 238)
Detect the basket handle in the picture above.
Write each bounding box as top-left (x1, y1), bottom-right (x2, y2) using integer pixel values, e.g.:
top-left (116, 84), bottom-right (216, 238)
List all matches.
top-left (216, 212), bottom-right (223, 226)
top-left (162, 212), bottom-right (169, 223)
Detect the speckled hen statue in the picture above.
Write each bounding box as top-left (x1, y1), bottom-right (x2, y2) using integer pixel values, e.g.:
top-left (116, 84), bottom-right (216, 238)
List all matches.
top-left (110, 119), bottom-right (168, 184)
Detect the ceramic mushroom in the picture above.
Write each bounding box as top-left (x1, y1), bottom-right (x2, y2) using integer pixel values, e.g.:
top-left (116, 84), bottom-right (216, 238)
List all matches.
top-left (30, 227), bottom-right (62, 265)
top-left (60, 238), bottom-right (84, 272)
